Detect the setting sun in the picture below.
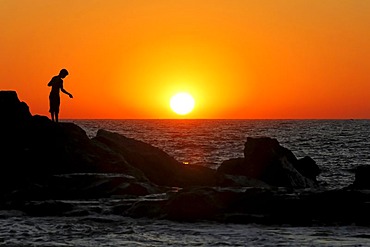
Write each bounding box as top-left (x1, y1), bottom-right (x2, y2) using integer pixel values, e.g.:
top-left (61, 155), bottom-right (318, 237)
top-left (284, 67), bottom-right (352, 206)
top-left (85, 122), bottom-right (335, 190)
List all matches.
top-left (170, 92), bottom-right (195, 115)
top-left (1, 1), bottom-right (370, 119)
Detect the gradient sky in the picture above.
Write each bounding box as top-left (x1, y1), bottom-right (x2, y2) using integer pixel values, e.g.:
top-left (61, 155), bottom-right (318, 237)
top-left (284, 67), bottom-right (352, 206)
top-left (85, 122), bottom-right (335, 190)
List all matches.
top-left (1, 0), bottom-right (369, 119)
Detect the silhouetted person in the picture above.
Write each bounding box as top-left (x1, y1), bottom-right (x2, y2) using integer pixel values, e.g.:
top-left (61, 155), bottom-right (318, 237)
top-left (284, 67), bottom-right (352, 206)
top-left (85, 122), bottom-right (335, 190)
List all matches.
top-left (48, 68), bottom-right (73, 122)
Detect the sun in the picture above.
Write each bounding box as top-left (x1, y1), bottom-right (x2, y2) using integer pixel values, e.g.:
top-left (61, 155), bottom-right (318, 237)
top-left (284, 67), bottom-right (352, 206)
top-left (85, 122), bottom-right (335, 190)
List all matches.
top-left (170, 92), bottom-right (195, 115)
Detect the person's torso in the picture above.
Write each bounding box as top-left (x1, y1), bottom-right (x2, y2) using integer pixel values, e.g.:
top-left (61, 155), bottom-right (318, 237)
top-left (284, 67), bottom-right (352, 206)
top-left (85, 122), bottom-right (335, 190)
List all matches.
top-left (50, 76), bottom-right (63, 94)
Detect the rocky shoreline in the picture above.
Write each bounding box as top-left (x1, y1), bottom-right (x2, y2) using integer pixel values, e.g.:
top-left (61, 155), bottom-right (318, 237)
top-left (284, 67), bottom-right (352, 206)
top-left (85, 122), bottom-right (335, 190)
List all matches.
top-left (1, 90), bottom-right (370, 226)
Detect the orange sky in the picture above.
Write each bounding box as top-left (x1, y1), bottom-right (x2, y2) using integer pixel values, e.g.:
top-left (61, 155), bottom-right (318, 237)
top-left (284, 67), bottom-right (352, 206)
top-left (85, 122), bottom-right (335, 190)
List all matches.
top-left (1, 0), bottom-right (369, 119)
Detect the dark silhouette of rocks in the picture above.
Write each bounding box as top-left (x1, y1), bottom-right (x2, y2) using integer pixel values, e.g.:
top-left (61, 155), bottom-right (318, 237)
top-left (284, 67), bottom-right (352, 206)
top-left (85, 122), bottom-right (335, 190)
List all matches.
top-left (348, 165), bottom-right (370, 189)
top-left (217, 137), bottom-right (321, 188)
top-left (0, 91), bottom-right (31, 126)
top-left (126, 186), bottom-right (370, 226)
top-left (93, 129), bottom-right (228, 187)
top-left (1, 90), bottom-right (370, 226)
top-left (0, 90), bottom-right (229, 200)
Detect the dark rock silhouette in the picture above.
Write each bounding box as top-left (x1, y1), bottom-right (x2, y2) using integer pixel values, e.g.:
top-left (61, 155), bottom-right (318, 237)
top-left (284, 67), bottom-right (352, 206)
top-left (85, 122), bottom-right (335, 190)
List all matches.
top-left (348, 165), bottom-right (370, 189)
top-left (0, 91), bottom-right (32, 126)
top-left (126, 186), bottom-right (370, 226)
top-left (93, 129), bottom-right (229, 187)
top-left (217, 137), bottom-right (321, 188)
top-left (0, 91), bottom-right (153, 198)
top-left (2, 90), bottom-right (370, 226)
top-left (0, 90), bottom-right (229, 200)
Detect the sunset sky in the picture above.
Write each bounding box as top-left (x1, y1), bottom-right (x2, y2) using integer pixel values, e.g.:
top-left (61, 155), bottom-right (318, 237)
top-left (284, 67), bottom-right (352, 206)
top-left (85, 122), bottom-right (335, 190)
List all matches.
top-left (1, 0), bottom-right (369, 119)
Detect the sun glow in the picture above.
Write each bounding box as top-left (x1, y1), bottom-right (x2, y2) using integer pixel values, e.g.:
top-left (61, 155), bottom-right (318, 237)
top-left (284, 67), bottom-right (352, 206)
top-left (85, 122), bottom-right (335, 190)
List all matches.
top-left (170, 92), bottom-right (195, 115)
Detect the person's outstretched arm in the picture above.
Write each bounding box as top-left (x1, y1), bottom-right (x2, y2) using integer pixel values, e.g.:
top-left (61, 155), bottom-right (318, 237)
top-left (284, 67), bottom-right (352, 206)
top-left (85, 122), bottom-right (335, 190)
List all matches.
top-left (61, 88), bottom-right (73, 98)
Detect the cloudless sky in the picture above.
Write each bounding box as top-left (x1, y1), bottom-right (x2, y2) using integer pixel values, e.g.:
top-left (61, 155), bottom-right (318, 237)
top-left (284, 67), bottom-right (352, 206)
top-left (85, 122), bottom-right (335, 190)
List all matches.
top-left (1, 0), bottom-right (369, 119)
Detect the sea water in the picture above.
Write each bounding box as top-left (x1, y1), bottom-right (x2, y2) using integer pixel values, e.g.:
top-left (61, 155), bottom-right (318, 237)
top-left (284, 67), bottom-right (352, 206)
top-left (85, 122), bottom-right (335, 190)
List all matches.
top-left (1, 119), bottom-right (370, 246)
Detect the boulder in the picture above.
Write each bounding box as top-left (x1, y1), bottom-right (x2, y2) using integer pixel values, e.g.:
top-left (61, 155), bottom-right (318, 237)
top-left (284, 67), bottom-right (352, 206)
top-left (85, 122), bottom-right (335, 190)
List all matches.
top-left (0, 90), bottom-right (32, 127)
top-left (217, 137), bottom-right (320, 188)
top-left (348, 165), bottom-right (370, 189)
top-left (93, 129), bottom-right (230, 187)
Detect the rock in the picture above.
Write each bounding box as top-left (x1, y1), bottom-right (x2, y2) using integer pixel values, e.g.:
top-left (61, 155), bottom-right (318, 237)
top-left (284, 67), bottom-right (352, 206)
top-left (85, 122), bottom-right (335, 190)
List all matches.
top-left (295, 156), bottom-right (321, 181)
top-left (0, 90), bottom-right (229, 201)
top-left (6, 173), bottom-right (163, 201)
top-left (0, 91), bottom-right (154, 199)
top-left (0, 90), bottom-right (32, 127)
top-left (125, 200), bottom-right (166, 219)
top-left (3, 90), bottom-right (370, 226)
top-left (217, 137), bottom-right (320, 188)
top-left (126, 186), bottom-right (241, 222)
top-left (93, 129), bottom-right (230, 187)
top-left (164, 187), bottom-right (238, 221)
top-left (125, 186), bottom-right (370, 226)
top-left (21, 200), bottom-right (75, 216)
top-left (48, 173), bottom-right (163, 199)
top-left (348, 165), bottom-right (370, 189)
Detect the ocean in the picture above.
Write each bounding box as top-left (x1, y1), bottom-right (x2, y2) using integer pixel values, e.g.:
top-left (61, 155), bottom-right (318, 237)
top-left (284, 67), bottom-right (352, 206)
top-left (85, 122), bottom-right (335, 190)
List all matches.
top-left (1, 119), bottom-right (370, 246)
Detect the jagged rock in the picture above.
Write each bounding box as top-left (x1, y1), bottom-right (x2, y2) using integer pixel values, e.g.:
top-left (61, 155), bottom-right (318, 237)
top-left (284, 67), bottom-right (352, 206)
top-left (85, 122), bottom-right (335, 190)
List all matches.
top-left (217, 137), bottom-right (320, 188)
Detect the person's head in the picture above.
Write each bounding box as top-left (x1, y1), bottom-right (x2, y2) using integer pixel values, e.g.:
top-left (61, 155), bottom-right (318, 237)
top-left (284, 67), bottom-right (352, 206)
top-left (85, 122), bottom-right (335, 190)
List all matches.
top-left (59, 69), bottom-right (69, 78)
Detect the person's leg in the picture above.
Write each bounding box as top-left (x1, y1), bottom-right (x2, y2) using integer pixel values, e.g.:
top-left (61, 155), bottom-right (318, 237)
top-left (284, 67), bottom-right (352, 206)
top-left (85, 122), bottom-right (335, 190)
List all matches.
top-left (51, 112), bottom-right (55, 122)
top-left (55, 112), bottom-right (59, 123)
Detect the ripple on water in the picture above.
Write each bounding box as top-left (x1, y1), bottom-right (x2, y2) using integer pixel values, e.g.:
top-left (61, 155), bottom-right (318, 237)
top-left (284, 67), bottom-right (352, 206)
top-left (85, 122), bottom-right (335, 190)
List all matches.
top-left (2, 214), bottom-right (370, 246)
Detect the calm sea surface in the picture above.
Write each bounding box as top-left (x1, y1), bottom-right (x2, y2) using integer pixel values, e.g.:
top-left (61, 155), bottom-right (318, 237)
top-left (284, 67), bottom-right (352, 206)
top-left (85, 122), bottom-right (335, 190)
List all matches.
top-left (1, 119), bottom-right (370, 246)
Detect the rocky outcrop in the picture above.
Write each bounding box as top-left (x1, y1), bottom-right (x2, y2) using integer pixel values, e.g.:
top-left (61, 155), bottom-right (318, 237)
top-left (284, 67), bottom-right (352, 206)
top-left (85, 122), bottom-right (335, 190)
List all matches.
top-left (93, 129), bottom-right (229, 187)
top-left (0, 91), bottom-right (32, 126)
top-left (2, 90), bottom-right (370, 226)
top-left (125, 186), bottom-right (370, 226)
top-left (0, 91), bottom-right (154, 198)
top-left (348, 165), bottom-right (370, 189)
top-left (217, 137), bottom-right (321, 188)
top-left (0, 90), bottom-right (230, 199)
